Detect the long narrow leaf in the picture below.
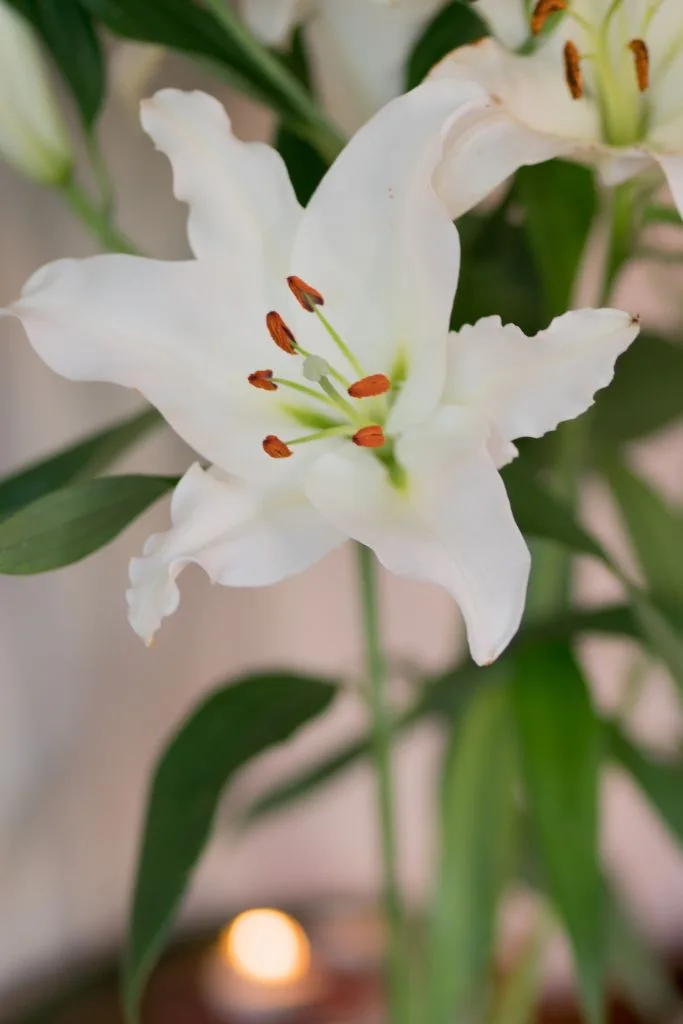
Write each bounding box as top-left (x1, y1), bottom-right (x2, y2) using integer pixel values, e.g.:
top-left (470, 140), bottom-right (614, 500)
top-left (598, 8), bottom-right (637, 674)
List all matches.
top-left (609, 723), bottom-right (683, 845)
top-left (123, 671), bottom-right (338, 1022)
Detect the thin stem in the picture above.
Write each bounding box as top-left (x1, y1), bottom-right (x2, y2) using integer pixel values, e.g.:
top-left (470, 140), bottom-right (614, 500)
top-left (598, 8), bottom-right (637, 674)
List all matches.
top-left (356, 544), bottom-right (409, 1024)
top-left (60, 177), bottom-right (139, 255)
top-left (202, 0), bottom-right (344, 164)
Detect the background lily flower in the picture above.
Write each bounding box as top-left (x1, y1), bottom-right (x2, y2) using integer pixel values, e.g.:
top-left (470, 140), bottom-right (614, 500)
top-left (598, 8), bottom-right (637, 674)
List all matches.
top-left (0, 0), bottom-right (72, 184)
top-left (4, 86), bottom-right (639, 665)
top-left (431, 0), bottom-right (683, 216)
top-left (242, 0), bottom-right (444, 133)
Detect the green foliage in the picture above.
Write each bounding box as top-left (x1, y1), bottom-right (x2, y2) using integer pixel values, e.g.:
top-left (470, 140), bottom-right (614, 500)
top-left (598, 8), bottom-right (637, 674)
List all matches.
top-left (427, 680), bottom-right (518, 1023)
top-left (609, 723), bottom-right (683, 846)
top-left (0, 474), bottom-right (174, 573)
top-left (516, 161), bottom-right (598, 318)
top-left (406, 0), bottom-right (488, 89)
top-left (513, 644), bottom-right (605, 1024)
top-left (7, 0), bottom-right (105, 128)
top-left (0, 408), bottom-right (161, 522)
top-left (123, 671), bottom-right (338, 1022)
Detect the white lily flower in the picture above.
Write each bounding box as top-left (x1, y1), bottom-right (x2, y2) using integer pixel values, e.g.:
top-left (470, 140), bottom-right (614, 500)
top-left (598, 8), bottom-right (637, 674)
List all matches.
top-left (431, 0), bottom-right (683, 216)
top-left (0, 1), bottom-right (72, 184)
top-left (4, 86), bottom-right (639, 664)
top-left (242, 0), bottom-right (444, 133)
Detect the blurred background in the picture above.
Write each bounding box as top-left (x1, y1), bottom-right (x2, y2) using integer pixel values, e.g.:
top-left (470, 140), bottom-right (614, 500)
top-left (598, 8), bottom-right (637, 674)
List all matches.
top-left (1, 46), bottom-right (683, 1024)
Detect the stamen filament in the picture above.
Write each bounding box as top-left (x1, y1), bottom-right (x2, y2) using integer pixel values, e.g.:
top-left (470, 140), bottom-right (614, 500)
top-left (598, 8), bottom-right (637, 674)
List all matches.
top-left (641, 0), bottom-right (664, 34)
top-left (319, 375), bottom-right (362, 421)
top-left (313, 307), bottom-right (366, 379)
top-left (293, 342), bottom-right (350, 388)
top-left (286, 424), bottom-right (352, 446)
top-left (272, 377), bottom-right (340, 407)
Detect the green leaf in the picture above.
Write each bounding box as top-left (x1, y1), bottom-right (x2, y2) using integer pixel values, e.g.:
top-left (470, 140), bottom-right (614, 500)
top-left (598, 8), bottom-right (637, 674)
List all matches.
top-left (605, 457), bottom-right (683, 599)
top-left (503, 460), bottom-right (609, 562)
top-left (81, 0), bottom-right (342, 159)
top-left (516, 161), bottom-right (597, 319)
top-left (0, 474), bottom-right (174, 573)
top-left (427, 679), bottom-right (518, 1024)
top-left (0, 408), bottom-right (161, 522)
top-left (406, 0), bottom-right (487, 89)
top-left (7, 0), bottom-right (104, 128)
top-left (513, 643), bottom-right (605, 1024)
top-left (591, 334), bottom-right (683, 445)
top-left (123, 671), bottom-right (337, 1022)
top-left (609, 722), bottom-right (683, 845)
top-left (630, 590), bottom-right (683, 697)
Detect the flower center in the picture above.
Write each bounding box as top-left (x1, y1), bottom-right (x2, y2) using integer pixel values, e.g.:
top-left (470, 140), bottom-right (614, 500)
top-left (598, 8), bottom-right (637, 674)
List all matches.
top-left (531, 0), bottom-right (666, 146)
top-left (251, 276), bottom-right (398, 468)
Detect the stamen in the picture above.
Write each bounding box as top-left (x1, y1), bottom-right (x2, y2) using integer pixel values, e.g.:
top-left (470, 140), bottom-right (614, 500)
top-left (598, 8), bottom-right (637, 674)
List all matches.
top-left (313, 307), bottom-right (366, 379)
top-left (628, 39), bottom-right (650, 91)
top-left (287, 275), bottom-right (324, 311)
top-left (266, 311), bottom-right (297, 355)
top-left (348, 374), bottom-right (392, 399)
top-left (353, 425), bottom-right (386, 449)
top-left (563, 40), bottom-right (583, 99)
top-left (248, 369), bottom-right (278, 392)
top-left (263, 435), bottom-right (293, 459)
top-left (531, 0), bottom-right (567, 35)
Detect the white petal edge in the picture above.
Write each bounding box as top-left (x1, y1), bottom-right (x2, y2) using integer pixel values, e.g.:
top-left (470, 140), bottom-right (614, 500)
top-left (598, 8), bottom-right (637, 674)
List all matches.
top-left (128, 463), bottom-right (345, 643)
top-left (304, 408), bottom-right (530, 665)
top-left (446, 309), bottom-right (640, 446)
top-left (140, 89), bottom-right (301, 292)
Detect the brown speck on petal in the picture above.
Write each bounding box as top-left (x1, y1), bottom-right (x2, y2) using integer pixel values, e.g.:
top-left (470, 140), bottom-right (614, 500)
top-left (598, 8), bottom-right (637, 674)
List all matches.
top-left (266, 311), bottom-right (297, 354)
top-left (531, 0), bottom-right (567, 34)
top-left (287, 275), bottom-right (324, 311)
top-left (563, 40), bottom-right (583, 100)
top-left (263, 435), bottom-right (293, 458)
top-left (348, 374), bottom-right (392, 399)
top-left (628, 39), bottom-right (650, 92)
top-left (352, 425), bottom-right (385, 449)
top-left (248, 369), bottom-right (278, 391)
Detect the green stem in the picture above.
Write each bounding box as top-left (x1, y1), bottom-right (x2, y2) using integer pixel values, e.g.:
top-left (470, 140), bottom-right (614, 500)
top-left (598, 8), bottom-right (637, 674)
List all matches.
top-left (203, 0), bottom-right (344, 164)
top-left (60, 177), bottom-right (139, 255)
top-left (356, 543), bottom-right (409, 1024)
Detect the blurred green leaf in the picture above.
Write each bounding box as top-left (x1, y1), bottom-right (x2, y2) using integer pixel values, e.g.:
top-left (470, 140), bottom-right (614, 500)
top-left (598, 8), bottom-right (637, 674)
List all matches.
top-left (0, 474), bottom-right (174, 573)
top-left (0, 408), bottom-right (161, 522)
top-left (591, 334), bottom-right (683, 445)
top-left (81, 0), bottom-right (342, 159)
top-left (513, 643), bottom-right (605, 1024)
top-left (123, 671), bottom-right (337, 1022)
top-left (427, 680), bottom-right (518, 1024)
top-left (275, 28), bottom-right (328, 204)
top-left (609, 722), bottom-right (683, 845)
top-left (605, 457), bottom-right (683, 599)
top-left (406, 0), bottom-right (487, 89)
top-left (516, 161), bottom-right (597, 319)
top-left (644, 204), bottom-right (683, 226)
top-left (630, 590), bottom-right (683, 697)
top-left (454, 203), bottom-right (545, 335)
top-left (8, 0), bottom-right (104, 128)
top-left (503, 460), bottom-right (609, 562)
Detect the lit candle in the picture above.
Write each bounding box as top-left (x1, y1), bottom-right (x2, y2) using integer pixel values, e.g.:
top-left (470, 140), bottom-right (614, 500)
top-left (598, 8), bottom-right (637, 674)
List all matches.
top-left (201, 908), bottom-right (328, 1021)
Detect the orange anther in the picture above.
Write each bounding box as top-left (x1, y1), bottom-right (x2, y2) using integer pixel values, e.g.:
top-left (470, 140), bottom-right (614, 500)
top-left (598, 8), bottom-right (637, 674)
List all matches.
top-left (628, 39), bottom-right (650, 92)
top-left (266, 311), bottom-right (297, 355)
top-left (531, 0), bottom-right (567, 34)
top-left (348, 374), bottom-right (392, 399)
top-left (248, 369), bottom-right (278, 391)
top-left (287, 275), bottom-right (325, 311)
top-left (563, 40), bottom-right (583, 99)
top-left (352, 425), bottom-right (385, 449)
top-left (263, 435), bottom-right (293, 459)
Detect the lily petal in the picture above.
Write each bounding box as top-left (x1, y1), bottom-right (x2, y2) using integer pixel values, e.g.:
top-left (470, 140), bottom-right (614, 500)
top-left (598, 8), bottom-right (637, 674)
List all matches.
top-left (655, 153), bottom-right (683, 217)
top-left (305, 407), bottom-right (530, 665)
top-left (473, 0), bottom-right (529, 49)
top-left (128, 463), bottom-right (344, 643)
top-left (140, 89), bottom-right (301, 298)
top-left (290, 76), bottom-right (490, 432)
top-left (7, 255), bottom-right (297, 481)
top-left (446, 310), bottom-right (640, 449)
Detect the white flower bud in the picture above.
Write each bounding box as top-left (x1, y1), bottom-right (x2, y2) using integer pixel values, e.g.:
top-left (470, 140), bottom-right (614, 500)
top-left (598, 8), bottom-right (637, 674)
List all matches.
top-left (0, 1), bottom-right (72, 183)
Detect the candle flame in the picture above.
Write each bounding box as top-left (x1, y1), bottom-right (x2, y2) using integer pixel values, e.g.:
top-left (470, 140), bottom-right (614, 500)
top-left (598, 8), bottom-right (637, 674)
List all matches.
top-left (219, 909), bottom-right (311, 986)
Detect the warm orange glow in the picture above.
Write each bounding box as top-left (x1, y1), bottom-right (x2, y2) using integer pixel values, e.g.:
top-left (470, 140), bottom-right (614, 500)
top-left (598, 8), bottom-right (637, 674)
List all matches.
top-left (219, 909), bottom-right (311, 986)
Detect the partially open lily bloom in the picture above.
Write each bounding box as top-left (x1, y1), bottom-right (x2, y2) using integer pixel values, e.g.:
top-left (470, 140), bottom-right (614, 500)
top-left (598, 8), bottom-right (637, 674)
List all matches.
top-left (432, 0), bottom-right (683, 215)
top-left (4, 86), bottom-right (639, 664)
top-left (241, 0), bottom-right (444, 133)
